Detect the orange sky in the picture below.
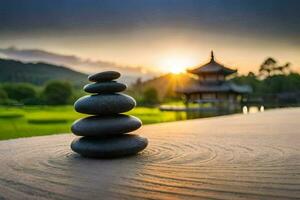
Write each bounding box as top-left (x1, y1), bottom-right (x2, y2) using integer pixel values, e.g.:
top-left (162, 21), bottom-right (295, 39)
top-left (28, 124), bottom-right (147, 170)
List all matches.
top-left (2, 28), bottom-right (298, 75)
top-left (1, 0), bottom-right (299, 75)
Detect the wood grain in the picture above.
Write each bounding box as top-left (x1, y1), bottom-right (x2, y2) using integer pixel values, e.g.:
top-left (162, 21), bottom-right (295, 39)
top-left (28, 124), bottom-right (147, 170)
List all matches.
top-left (0, 108), bottom-right (299, 200)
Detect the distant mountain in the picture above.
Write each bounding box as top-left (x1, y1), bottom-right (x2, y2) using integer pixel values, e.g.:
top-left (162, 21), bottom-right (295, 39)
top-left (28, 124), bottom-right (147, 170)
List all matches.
top-left (0, 47), bottom-right (158, 84)
top-left (0, 58), bottom-right (87, 86)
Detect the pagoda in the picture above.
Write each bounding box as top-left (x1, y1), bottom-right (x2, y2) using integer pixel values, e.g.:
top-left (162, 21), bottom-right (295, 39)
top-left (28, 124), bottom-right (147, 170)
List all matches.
top-left (176, 51), bottom-right (251, 111)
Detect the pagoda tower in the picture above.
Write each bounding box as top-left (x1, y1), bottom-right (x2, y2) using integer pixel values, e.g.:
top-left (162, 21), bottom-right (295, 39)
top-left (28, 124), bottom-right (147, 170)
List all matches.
top-left (176, 51), bottom-right (251, 111)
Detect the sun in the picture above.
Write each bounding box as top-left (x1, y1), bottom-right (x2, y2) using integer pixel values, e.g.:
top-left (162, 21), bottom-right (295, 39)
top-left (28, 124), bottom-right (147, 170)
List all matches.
top-left (170, 65), bottom-right (186, 74)
top-left (159, 56), bottom-right (195, 74)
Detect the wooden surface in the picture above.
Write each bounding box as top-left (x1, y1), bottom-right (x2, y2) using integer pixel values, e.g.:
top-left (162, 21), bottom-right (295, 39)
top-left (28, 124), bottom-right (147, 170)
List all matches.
top-left (0, 108), bottom-right (299, 200)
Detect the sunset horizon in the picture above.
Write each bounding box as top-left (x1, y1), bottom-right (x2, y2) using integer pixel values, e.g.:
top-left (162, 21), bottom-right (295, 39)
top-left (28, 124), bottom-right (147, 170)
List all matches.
top-left (1, 0), bottom-right (299, 77)
top-left (0, 46), bottom-right (298, 77)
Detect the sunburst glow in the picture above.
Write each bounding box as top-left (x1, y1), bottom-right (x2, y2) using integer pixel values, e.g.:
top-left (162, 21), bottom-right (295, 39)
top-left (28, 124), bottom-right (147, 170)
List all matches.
top-left (160, 56), bottom-right (196, 74)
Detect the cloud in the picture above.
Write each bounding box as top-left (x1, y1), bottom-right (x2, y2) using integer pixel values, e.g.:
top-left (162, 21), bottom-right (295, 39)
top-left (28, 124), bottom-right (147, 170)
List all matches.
top-left (1, 0), bottom-right (300, 42)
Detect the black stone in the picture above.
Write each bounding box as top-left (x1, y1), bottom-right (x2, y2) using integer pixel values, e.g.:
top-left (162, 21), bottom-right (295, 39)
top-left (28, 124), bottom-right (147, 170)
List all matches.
top-left (88, 71), bottom-right (120, 82)
top-left (71, 135), bottom-right (148, 158)
top-left (83, 81), bottom-right (127, 93)
top-left (74, 94), bottom-right (136, 115)
top-left (71, 114), bottom-right (142, 137)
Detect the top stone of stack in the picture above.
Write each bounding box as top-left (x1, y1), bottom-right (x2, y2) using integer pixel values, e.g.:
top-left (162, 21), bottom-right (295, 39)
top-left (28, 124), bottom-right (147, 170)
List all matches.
top-left (88, 71), bottom-right (121, 82)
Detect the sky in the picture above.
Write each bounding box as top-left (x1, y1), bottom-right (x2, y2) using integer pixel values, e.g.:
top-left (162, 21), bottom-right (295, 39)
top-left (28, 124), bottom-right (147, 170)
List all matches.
top-left (1, 0), bottom-right (300, 75)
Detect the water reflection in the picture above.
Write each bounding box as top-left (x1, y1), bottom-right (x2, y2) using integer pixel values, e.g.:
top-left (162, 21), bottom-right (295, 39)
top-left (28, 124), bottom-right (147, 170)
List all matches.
top-left (242, 106), bottom-right (264, 114)
top-left (168, 106), bottom-right (265, 121)
top-left (243, 106), bottom-right (248, 114)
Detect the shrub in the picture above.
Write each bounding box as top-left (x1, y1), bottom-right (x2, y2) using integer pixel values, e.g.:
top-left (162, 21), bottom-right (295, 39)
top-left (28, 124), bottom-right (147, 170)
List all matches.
top-left (0, 113), bottom-right (24, 119)
top-left (2, 83), bottom-right (37, 102)
top-left (0, 88), bottom-right (8, 104)
top-left (42, 81), bottom-right (73, 105)
top-left (143, 87), bottom-right (159, 105)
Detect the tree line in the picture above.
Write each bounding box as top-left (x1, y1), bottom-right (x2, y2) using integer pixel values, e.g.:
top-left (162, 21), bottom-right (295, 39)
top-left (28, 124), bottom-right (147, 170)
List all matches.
top-left (0, 57), bottom-right (299, 107)
top-left (0, 81), bottom-right (80, 105)
top-left (232, 57), bottom-right (300, 106)
top-left (0, 80), bottom-right (160, 106)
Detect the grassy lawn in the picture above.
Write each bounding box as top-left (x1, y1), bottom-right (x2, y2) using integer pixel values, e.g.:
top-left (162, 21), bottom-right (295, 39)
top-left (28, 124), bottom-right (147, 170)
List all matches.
top-left (0, 106), bottom-right (187, 140)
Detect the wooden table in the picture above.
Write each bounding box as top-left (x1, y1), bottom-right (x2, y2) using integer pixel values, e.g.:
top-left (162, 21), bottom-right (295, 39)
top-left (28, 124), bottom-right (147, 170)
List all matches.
top-left (0, 108), bottom-right (299, 199)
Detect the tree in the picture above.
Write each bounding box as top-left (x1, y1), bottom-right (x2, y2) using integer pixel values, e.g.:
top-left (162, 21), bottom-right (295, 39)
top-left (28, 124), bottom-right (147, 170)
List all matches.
top-left (259, 57), bottom-right (291, 78)
top-left (231, 73), bottom-right (262, 96)
top-left (259, 57), bottom-right (277, 77)
top-left (275, 62), bottom-right (290, 75)
top-left (0, 88), bottom-right (8, 99)
top-left (42, 81), bottom-right (73, 105)
top-left (2, 83), bottom-right (37, 102)
top-left (143, 87), bottom-right (159, 105)
top-left (0, 88), bottom-right (8, 104)
top-left (248, 71), bottom-right (256, 77)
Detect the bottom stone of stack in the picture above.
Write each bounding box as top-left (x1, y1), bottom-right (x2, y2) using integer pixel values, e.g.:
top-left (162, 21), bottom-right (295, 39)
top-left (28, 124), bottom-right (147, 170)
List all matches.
top-left (71, 134), bottom-right (148, 158)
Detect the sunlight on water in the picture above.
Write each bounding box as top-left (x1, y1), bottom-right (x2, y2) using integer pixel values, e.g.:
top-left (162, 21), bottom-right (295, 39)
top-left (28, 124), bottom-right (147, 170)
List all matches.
top-left (243, 106), bottom-right (264, 114)
top-left (243, 106), bottom-right (248, 114)
top-left (249, 107), bottom-right (259, 113)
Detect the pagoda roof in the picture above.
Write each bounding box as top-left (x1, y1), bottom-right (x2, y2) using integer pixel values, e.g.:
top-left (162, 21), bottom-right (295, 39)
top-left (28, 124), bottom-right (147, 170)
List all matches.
top-left (176, 81), bottom-right (252, 94)
top-left (187, 51), bottom-right (237, 76)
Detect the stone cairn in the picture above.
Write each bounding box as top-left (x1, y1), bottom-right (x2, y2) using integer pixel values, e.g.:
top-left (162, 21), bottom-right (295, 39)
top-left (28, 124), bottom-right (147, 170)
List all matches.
top-left (71, 71), bottom-right (148, 158)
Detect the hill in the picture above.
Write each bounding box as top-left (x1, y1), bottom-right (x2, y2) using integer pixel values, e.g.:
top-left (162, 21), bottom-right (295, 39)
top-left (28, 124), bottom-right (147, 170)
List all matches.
top-left (0, 58), bottom-right (87, 86)
top-left (131, 73), bottom-right (196, 100)
top-left (0, 47), bottom-right (158, 84)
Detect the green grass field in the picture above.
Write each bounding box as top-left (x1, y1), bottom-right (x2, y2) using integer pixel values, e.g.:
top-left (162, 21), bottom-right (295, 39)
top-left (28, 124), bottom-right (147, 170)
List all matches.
top-left (0, 106), bottom-right (188, 140)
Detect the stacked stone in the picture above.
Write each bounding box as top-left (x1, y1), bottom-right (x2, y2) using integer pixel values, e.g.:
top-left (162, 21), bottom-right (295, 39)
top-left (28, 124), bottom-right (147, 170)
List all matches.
top-left (71, 71), bottom-right (148, 158)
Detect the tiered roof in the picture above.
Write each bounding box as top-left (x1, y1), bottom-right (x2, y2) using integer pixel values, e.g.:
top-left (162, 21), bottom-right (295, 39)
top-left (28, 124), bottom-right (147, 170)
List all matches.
top-left (176, 51), bottom-right (251, 94)
top-left (187, 51), bottom-right (237, 76)
top-left (176, 81), bottom-right (252, 94)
